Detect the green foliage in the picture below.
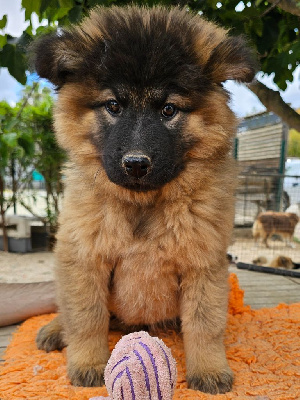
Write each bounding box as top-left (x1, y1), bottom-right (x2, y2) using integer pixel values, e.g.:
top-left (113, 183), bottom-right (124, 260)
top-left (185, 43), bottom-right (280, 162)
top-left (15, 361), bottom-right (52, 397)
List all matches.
top-left (187, 1), bottom-right (299, 91)
top-left (0, 15), bottom-right (7, 29)
top-left (0, 83), bottom-right (66, 237)
top-left (0, 0), bottom-right (299, 91)
top-left (0, 94), bottom-right (36, 251)
top-left (288, 129), bottom-right (300, 157)
top-left (0, 101), bottom-right (34, 175)
top-left (0, 41), bottom-right (27, 84)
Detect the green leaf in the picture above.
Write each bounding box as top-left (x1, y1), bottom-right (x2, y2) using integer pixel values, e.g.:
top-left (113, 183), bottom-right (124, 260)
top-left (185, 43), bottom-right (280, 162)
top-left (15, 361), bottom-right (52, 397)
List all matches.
top-left (0, 15), bottom-right (7, 29)
top-left (263, 52), bottom-right (294, 90)
top-left (289, 41), bottom-right (300, 65)
top-left (25, 25), bottom-right (33, 36)
top-left (2, 132), bottom-right (18, 148)
top-left (0, 44), bottom-right (27, 84)
top-left (59, 0), bottom-right (74, 8)
top-left (35, 25), bottom-right (56, 36)
top-left (0, 34), bottom-right (7, 49)
top-left (13, 146), bottom-right (25, 158)
top-left (5, 117), bottom-right (19, 131)
top-left (68, 6), bottom-right (83, 23)
top-left (0, 105), bottom-right (8, 116)
top-left (22, 0), bottom-right (42, 21)
top-left (252, 19), bottom-right (263, 37)
top-left (41, 0), bottom-right (61, 22)
top-left (55, 7), bottom-right (73, 19)
top-left (18, 135), bottom-right (35, 156)
top-left (0, 144), bottom-right (9, 168)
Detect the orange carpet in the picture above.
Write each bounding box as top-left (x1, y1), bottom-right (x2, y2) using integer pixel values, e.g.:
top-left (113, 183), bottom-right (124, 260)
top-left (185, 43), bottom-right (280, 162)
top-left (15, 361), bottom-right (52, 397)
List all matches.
top-left (0, 274), bottom-right (299, 400)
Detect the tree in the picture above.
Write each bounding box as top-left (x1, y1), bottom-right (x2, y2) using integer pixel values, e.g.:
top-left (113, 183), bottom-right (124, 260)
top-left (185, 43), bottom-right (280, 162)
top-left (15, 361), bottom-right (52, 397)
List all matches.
top-left (0, 0), bottom-right (299, 129)
top-left (0, 97), bottom-right (35, 251)
top-left (19, 84), bottom-right (66, 245)
top-left (0, 83), bottom-right (66, 251)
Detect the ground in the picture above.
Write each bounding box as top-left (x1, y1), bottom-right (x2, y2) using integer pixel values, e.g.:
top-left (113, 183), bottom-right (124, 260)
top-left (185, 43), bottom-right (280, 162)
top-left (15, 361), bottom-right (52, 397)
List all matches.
top-left (1, 234), bottom-right (300, 284)
top-left (0, 251), bottom-right (55, 283)
top-left (228, 237), bottom-right (300, 265)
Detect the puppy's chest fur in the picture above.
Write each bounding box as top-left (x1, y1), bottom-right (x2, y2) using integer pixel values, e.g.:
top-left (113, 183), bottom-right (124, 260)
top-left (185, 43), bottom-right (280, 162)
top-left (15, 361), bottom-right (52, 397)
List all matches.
top-left (107, 204), bottom-right (181, 325)
top-left (59, 174), bottom-right (232, 326)
top-left (109, 259), bottom-right (180, 325)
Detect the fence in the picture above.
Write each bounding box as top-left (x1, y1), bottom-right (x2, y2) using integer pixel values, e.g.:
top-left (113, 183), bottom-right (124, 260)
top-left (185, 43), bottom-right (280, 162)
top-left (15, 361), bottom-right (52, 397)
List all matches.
top-left (235, 170), bottom-right (296, 226)
top-left (228, 111), bottom-right (300, 268)
top-left (230, 160), bottom-right (300, 268)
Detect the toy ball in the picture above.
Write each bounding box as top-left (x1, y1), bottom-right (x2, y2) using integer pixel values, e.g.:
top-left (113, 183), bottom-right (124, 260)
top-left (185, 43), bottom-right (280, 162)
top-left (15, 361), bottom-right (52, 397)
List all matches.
top-left (90, 331), bottom-right (177, 400)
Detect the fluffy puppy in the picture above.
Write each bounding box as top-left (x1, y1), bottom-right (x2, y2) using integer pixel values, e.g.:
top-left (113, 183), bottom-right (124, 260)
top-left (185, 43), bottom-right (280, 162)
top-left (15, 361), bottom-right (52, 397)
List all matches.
top-left (252, 256), bottom-right (268, 265)
top-left (253, 211), bottom-right (299, 248)
top-left (31, 6), bottom-right (256, 394)
top-left (270, 255), bottom-right (298, 270)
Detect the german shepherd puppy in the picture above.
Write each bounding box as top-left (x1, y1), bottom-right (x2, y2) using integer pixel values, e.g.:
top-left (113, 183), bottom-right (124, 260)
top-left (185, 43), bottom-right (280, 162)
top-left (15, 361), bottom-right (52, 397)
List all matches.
top-left (32, 6), bottom-right (256, 394)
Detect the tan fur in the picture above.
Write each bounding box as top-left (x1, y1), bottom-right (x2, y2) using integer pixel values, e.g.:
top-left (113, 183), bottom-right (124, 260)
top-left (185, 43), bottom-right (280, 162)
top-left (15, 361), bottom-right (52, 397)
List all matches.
top-left (252, 256), bottom-right (268, 265)
top-left (48, 86), bottom-right (236, 391)
top-left (253, 211), bottom-right (299, 248)
top-left (34, 6), bottom-right (256, 394)
top-left (269, 255), bottom-right (294, 270)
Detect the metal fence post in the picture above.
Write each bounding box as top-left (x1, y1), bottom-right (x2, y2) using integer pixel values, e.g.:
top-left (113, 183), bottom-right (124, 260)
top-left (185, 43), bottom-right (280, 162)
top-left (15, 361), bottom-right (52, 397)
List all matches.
top-left (275, 123), bottom-right (288, 211)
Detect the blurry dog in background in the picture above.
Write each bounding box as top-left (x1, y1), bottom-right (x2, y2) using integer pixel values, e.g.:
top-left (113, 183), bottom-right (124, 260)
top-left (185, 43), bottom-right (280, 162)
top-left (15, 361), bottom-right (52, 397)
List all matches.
top-left (252, 256), bottom-right (268, 265)
top-left (253, 211), bottom-right (299, 248)
top-left (270, 255), bottom-right (294, 269)
top-left (252, 255), bottom-right (300, 269)
top-left (31, 6), bottom-right (256, 394)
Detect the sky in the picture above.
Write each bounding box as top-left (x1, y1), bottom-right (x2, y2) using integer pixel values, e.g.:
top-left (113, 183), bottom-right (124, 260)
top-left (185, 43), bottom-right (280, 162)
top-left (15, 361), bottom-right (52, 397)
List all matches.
top-left (0, 0), bottom-right (299, 117)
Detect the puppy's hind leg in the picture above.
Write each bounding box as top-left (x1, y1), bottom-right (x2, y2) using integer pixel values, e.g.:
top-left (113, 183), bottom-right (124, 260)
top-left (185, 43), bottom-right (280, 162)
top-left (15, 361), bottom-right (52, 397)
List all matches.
top-left (36, 314), bottom-right (66, 352)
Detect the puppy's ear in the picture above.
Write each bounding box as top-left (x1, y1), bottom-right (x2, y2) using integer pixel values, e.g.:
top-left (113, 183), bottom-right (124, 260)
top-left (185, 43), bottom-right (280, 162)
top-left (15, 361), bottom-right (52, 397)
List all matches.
top-left (204, 36), bottom-right (257, 83)
top-left (29, 30), bottom-right (86, 87)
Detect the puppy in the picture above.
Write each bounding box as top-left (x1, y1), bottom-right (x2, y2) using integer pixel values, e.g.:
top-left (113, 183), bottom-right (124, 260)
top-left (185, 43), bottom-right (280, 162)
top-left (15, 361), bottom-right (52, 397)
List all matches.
top-left (252, 256), bottom-right (268, 265)
top-left (227, 253), bottom-right (238, 264)
top-left (270, 255), bottom-right (299, 270)
top-left (32, 6), bottom-right (256, 394)
top-left (253, 211), bottom-right (299, 248)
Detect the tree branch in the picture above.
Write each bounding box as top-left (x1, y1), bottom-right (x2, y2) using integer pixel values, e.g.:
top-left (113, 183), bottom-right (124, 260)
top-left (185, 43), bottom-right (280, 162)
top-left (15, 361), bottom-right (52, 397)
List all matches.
top-left (18, 199), bottom-right (47, 224)
top-left (260, 0), bottom-right (281, 17)
top-left (267, 0), bottom-right (300, 16)
top-left (247, 80), bottom-right (300, 131)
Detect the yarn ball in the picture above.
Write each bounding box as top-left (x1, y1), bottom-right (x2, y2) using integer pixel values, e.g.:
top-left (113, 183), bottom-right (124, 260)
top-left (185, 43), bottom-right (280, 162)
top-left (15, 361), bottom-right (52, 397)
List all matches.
top-left (90, 331), bottom-right (177, 400)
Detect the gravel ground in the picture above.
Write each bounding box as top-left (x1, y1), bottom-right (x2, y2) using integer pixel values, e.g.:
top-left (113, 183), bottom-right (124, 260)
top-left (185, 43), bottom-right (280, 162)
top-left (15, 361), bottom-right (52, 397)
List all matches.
top-left (0, 251), bottom-right (55, 283)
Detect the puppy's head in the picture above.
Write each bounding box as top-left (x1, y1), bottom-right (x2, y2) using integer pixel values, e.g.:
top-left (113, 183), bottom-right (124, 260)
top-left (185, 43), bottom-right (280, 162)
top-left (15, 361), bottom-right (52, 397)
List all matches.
top-left (31, 7), bottom-right (257, 194)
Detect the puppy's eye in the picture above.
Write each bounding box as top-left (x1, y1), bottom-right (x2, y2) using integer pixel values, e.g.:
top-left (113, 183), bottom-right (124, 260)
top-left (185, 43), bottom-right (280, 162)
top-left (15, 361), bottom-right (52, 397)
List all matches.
top-left (105, 100), bottom-right (121, 115)
top-left (161, 104), bottom-right (177, 119)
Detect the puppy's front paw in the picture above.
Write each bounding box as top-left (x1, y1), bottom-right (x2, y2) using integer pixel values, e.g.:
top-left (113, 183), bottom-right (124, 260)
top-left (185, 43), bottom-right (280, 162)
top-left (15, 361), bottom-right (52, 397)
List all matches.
top-left (187, 370), bottom-right (233, 394)
top-left (69, 364), bottom-right (106, 387)
top-left (36, 322), bottom-right (65, 352)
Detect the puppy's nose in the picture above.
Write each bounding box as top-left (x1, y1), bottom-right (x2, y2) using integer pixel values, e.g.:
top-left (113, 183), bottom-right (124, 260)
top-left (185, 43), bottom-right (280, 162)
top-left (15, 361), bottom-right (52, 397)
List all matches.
top-left (122, 154), bottom-right (151, 178)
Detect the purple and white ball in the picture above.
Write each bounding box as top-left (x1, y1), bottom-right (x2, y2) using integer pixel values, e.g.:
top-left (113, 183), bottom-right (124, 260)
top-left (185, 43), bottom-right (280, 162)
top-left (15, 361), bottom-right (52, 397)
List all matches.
top-left (91, 331), bottom-right (177, 400)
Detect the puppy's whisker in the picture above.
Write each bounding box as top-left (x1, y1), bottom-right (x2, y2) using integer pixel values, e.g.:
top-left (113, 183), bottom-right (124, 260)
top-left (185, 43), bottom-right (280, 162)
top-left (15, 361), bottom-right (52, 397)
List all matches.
top-left (73, 152), bottom-right (97, 156)
top-left (92, 167), bottom-right (101, 191)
